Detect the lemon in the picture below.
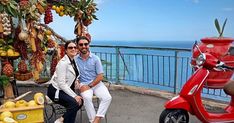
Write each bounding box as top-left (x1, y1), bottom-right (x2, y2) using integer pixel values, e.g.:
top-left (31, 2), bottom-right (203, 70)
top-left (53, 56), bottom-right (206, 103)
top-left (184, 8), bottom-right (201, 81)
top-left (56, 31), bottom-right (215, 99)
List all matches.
top-left (59, 12), bottom-right (64, 17)
top-left (59, 6), bottom-right (64, 11)
top-left (34, 93), bottom-right (44, 105)
top-left (7, 49), bottom-right (14, 56)
top-left (15, 100), bottom-right (27, 108)
top-left (3, 117), bottom-right (17, 123)
top-left (45, 30), bottom-right (52, 35)
top-left (52, 5), bottom-right (57, 10)
top-left (0, 51), bottom-right (7, 56)
top-left (0, 111), bottom-right (13, 121)
top-left (55, 7), bottom-right (60, 13)
top-left (4, 101), bottom-right (15, 108)
top-left (27, 100), bottom-right (38, 107)
top-left (13, 52), bottom-right (20, 56)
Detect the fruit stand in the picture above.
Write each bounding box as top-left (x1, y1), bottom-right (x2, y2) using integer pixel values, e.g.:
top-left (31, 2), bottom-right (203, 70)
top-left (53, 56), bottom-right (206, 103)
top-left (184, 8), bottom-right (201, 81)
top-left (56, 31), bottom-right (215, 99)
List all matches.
top-left (0, 0), bottom-right (98, 122)
top-left (0, 0), bottom-right (98, 97)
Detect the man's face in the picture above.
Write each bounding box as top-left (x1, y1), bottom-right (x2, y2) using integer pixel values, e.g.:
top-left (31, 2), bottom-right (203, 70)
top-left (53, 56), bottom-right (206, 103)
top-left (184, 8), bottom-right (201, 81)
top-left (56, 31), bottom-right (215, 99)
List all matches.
top-left (77, 39), bottom-right (89, 54)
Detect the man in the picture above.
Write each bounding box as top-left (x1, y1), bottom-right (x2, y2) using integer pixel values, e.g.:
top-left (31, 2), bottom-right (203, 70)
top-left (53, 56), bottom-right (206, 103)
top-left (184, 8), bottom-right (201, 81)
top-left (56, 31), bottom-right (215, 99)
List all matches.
top-left (75, 36), bottom-right (112, 123)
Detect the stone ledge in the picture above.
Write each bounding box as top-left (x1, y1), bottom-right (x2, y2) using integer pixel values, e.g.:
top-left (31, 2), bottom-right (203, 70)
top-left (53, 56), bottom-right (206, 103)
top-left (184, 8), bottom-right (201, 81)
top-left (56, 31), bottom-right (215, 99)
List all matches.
top-left (16, 80), bottom-right (49, 87)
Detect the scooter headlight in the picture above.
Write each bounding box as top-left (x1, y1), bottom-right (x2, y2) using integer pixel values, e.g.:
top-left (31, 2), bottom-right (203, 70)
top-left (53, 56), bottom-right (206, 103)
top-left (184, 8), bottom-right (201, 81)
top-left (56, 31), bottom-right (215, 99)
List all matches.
top-left (196, 54), bottom-right (206, 66)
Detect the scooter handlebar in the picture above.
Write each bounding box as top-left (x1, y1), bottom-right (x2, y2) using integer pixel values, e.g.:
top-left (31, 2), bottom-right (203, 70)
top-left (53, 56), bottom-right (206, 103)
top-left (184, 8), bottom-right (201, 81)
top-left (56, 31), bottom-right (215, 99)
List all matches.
top-left (215, 61), bottom-right (234, 70)
top-left (221, 65), bottom-right (234, 70)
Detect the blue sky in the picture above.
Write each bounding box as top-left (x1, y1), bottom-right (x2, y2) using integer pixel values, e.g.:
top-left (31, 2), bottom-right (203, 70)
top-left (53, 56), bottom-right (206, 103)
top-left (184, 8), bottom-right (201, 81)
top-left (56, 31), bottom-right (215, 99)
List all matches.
top-left (48, 0), bottom-right (234, 41)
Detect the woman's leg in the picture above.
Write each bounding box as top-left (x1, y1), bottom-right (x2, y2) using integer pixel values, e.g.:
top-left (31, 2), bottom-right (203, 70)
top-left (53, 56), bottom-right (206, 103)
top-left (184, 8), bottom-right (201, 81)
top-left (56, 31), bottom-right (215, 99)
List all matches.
top-left (58, 90), bottom-right (83, 123)
top-left (47, 84), bottom-right (83, 123)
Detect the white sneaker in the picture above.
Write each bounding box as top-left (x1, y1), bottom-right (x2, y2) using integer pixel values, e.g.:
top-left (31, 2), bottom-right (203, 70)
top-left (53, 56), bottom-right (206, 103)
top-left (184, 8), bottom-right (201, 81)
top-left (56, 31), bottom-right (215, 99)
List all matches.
top-left (54, 117), bottom-right (64, 123)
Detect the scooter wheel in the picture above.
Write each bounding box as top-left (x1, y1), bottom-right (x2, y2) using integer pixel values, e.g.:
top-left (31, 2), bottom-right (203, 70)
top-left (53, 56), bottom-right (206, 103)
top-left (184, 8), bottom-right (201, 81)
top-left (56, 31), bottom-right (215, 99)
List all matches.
top-left (159, 109), bottom-right (189, 123)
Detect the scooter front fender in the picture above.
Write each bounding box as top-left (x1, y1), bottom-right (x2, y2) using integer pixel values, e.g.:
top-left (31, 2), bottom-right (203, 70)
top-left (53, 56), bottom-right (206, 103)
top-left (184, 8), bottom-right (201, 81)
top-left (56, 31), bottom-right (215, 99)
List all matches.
top-left (165, 96), bottom-right (191, 112)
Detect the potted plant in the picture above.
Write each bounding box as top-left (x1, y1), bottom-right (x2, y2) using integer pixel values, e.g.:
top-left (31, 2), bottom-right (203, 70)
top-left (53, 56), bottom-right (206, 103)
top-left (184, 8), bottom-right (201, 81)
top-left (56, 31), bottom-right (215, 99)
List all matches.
top-left (192, 19), bottom-right (234, 88)
top-left (0, 75), bottom-right (14, 99)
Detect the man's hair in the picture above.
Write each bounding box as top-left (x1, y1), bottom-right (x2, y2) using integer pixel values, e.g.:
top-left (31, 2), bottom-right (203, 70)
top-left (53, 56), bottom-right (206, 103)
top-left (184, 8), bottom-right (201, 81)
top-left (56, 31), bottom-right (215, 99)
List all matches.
top-left (76, 36), bottom-right (90, 44)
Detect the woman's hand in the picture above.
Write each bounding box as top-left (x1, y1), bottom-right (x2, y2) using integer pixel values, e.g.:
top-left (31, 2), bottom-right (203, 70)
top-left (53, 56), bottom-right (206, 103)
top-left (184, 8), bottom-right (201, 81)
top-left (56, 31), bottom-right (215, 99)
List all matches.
top-left (75, 95), bottom-right (83, 105)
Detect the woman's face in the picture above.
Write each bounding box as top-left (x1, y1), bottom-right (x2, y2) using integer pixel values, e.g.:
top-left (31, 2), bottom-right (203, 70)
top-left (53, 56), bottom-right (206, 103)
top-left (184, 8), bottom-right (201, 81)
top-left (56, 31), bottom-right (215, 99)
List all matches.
top-left (66, 42), bottom-right (77, 58)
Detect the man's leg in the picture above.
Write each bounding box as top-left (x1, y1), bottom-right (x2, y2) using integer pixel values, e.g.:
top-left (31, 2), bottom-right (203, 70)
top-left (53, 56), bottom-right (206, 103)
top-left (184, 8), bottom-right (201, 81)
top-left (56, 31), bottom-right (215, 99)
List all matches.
top-left (81, 89), bottom-right (96, 122)
top-left (93, 82), bottom-right (112, 122)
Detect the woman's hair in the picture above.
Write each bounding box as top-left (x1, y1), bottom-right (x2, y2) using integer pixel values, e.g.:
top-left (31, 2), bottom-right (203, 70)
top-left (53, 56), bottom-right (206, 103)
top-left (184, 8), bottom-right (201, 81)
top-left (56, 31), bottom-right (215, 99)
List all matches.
top-left (64, 41), bottom-right (76, 50)
top-left (76, 36), bottom-right (90, 44)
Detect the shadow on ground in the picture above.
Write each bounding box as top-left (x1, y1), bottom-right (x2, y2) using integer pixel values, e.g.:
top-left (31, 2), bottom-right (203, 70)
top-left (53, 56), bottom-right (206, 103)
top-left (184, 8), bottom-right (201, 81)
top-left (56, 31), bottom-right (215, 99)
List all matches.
top-left (14, 85), bottom-right (199, 123)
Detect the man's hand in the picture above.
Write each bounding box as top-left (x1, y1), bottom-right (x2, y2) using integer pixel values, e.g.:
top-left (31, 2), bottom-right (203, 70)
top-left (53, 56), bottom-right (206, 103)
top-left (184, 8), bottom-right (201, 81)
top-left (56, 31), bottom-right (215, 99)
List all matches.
top-left (80, 85), bottom-right (91, 93)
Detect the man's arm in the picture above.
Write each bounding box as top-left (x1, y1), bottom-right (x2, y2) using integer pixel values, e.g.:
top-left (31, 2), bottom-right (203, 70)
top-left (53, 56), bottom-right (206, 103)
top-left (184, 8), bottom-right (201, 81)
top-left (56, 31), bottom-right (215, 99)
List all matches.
top-left (88, 73), bottom-right (103, 88)
top-left (79, 74), bottom-right (103, 92)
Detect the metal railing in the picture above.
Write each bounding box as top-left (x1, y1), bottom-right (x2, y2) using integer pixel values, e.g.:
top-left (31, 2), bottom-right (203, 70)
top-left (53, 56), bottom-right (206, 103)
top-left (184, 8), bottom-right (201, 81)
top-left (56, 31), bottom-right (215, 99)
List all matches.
top-left (11, 44), bottom-right (230, 102)
top-left (91, 45), bottom-right (230, 102)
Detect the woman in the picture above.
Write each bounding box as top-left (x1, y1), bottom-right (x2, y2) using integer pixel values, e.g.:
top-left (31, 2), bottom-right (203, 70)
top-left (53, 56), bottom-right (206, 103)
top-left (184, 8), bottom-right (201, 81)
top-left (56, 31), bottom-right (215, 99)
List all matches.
top-left (47, 41), bottom-right (83, 123)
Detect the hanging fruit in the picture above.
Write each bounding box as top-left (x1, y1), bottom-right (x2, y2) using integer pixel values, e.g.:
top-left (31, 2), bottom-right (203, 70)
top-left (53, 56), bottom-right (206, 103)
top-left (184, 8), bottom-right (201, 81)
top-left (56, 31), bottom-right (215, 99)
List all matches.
top-left (44, 5), bottom-right (53, 24)
top-left (18, 60), bottom-right (28, 74)
top-left (2, 62), bottom-right (14, 77)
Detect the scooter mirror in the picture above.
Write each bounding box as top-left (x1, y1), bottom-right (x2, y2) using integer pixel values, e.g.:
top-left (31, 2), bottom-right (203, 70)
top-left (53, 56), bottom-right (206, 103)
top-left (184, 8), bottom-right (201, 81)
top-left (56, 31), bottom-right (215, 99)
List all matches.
top-left (228, 46), bottom-right (234, 56)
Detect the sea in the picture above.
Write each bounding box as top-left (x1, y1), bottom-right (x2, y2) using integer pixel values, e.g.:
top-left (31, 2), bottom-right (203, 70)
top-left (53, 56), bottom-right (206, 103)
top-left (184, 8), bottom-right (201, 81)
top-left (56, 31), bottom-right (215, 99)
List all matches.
top-left (92, 40), bottom-right (195, 49)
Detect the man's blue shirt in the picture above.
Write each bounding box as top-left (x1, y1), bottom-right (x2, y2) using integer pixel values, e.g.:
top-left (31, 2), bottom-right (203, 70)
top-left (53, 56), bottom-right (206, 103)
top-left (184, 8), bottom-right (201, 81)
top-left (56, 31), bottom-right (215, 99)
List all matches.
top-left (75, 52), bottom-right (104, 85)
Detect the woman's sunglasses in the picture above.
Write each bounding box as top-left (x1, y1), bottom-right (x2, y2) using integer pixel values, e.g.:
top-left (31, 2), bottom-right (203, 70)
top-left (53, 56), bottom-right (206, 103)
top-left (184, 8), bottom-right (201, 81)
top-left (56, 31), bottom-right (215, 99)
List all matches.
top-left (78, 43), bottom-right (89, 47)
top-left (67, 46), bottom-right (77, 49)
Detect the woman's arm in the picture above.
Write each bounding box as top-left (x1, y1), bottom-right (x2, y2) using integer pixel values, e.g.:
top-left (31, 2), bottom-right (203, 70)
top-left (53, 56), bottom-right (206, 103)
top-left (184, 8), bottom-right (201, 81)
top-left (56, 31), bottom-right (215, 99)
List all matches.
top-left (56, 61), bottom-right (77, 98)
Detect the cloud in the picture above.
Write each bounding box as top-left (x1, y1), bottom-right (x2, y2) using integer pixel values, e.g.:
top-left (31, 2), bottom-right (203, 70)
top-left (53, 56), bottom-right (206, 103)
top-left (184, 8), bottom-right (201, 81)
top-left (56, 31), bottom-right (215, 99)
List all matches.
top-left (222, 7), bottom-right (233, 12)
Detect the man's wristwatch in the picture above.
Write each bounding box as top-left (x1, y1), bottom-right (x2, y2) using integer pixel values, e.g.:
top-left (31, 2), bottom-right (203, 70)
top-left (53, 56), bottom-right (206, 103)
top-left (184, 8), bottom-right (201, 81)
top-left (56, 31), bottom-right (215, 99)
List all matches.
top-left (88, 84), bottom-right (93, 88)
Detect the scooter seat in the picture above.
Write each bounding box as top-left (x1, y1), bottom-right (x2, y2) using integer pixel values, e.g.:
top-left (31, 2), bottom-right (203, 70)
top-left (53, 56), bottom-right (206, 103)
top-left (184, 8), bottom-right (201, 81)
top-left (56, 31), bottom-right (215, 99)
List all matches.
top-left (224, 80), bottom-right (234, 96)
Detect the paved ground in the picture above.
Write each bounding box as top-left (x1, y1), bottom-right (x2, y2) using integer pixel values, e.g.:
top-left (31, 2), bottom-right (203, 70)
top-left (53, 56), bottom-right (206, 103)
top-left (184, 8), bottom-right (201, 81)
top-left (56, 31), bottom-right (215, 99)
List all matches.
top-left (7, 83), bottom-right (199, 123)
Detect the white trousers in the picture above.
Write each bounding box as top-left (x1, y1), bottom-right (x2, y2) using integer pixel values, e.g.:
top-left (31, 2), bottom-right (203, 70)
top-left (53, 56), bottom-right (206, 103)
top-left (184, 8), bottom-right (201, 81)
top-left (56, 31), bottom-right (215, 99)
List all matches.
top-left (80, 82), bottom-right (112, 122)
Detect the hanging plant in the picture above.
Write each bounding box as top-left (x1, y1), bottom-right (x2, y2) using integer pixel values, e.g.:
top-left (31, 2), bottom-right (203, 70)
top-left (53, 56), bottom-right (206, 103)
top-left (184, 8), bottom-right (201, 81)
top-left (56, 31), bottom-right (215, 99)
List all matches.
top-left (0, 0), bottom-right (19, 17)
top-left (49, 0), bottom-right (98, 37)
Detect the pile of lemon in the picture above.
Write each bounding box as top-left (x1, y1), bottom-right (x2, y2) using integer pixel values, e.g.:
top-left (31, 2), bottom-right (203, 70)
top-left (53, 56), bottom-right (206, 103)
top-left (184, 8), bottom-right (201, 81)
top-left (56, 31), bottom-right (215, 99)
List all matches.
top-left (0, 48), bottom-right (20, 57)
top-left (0, 93), bottom-right (44, 123)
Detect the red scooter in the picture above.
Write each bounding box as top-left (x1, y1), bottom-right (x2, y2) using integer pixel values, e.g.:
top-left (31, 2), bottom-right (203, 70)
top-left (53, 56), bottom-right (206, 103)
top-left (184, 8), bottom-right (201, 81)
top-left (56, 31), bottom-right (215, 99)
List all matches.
top-left (159, 42), bottom-right (234, 123)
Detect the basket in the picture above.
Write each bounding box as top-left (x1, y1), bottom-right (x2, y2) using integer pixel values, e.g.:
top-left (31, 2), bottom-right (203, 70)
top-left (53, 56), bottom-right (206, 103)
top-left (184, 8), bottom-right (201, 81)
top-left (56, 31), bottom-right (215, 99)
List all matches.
top-left (35, 77), bottom-right (50, 84)
top-left (0, 56), bottom-right (20, 60)
top-left (0, 105), bottom-right (44, 123)
top-left (14, 71), bottom-right (33, 81)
